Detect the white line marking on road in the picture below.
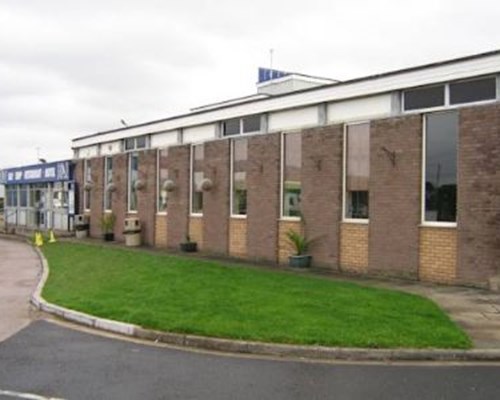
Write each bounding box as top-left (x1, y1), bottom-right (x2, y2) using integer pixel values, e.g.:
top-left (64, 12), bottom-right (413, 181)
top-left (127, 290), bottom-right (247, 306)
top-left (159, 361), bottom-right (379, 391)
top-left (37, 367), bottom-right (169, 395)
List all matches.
top-left (0, 389), bottom-right (65, 400)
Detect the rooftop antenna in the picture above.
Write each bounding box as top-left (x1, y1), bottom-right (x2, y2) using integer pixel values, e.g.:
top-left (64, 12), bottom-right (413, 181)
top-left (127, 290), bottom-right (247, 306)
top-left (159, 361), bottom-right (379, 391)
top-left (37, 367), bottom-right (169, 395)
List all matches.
top-left (120, 119), bottom-right (128, 127)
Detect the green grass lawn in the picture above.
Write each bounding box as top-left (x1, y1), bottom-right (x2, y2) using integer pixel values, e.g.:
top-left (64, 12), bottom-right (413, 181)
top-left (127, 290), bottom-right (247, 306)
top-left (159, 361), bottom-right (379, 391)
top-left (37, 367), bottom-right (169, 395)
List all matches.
top-left (41, 242), bottom-right (471, 349)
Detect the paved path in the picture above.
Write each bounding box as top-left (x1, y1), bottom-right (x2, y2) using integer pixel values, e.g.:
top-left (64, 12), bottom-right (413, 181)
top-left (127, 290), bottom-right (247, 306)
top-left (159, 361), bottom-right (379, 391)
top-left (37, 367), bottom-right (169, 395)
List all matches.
top-left (0, 237), bottom-right (39, 342)
top-left (1, 321), bottom-right (500, 400)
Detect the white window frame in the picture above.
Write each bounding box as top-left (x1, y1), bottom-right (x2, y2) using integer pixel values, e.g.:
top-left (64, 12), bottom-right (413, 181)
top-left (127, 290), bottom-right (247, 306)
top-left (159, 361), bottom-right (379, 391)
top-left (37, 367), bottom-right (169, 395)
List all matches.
top-left (156, 148), bottom-right (167, 215)
top-left (124, 135), bottom-right (149, 152)
top-left (342, 121), bottom-right (370, 224)
top-left (230, 138), bottom-right (247, 219)
top-left (103, 156), bottom-right (113, 212)
top-left (127, 152), bottom-right (138, 214)
top-left (83, 158), bottom-right (91, 212)
top-left (190, 143), bottom-right (203, 217)
top-left (222, 114), bottom-right (261, 137)
top-left (421, 113), bottom-right (457, 228)
top-left (402, 75), bottom-right (498, 114)
top-left (280, 132), bottom-right (301, 221)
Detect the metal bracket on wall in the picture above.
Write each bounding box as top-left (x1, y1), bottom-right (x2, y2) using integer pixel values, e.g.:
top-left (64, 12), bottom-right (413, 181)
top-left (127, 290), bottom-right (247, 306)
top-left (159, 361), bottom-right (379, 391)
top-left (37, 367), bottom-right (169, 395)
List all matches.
top-left (381, 146), bottom-right (396, 167)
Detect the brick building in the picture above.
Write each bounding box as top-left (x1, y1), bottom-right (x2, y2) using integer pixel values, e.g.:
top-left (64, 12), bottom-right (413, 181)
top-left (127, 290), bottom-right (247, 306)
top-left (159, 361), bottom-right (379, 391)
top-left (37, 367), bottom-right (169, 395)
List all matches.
top-left (70, 50), bottom-right (500, 288)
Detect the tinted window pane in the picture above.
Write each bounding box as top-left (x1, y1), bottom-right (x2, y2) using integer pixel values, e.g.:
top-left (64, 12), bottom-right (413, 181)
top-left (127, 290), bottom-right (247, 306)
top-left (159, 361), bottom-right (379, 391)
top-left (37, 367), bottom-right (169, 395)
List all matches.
top-left (192, 144), bottom-right (204, 214)
top-left (404, 85), bottom-right (445, 110)
top-left (450, 77), bottom-right (496, 105)
top-left (243, 115), bottom-right (261, 133)
top-left (128, 153), bottom-right (138, 211)
top-left (136, 136), bottom-right (147, 149)
top-left (345, 123), bottom-right (370, 219)
top-left (158, 149), bottom-right (168, 212)
top-left (232, 139), bottom-right (248, 215)
top-left (425, 112), bottom-right (458, 222)
top-left (125, 138), bottom-right (135, 150)
top-left (223, 118), bottom-right (241, 136)
top-left (283, 133), bottom-right (301, 217)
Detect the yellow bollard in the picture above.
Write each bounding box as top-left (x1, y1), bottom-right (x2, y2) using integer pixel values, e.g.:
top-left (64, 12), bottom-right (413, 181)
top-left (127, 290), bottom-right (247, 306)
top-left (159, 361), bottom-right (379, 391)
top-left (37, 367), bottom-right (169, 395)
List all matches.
top-left (49, 229), bottom-right (57, 243)
top-left (35, 231), bottom-right (44, 247)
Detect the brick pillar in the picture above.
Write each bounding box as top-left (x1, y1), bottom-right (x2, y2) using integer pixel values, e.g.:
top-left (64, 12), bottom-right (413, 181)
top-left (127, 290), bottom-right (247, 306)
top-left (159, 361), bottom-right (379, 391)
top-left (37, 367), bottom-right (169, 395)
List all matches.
top-left (458, 103), bottom-right (500, 285)
top-left (112, 153), bottom-right (128, 242)
top-left (89, 157), bottom-right (104, 238)
top-left (73, 159), bottom-right (84, 214)
top-left (167, 145), bottom-right (190, 248)
top-left (369, 115), bottom-right (422, 279)
top-left (247, 133), bottom-right (281, 263)
top-left (137, 149), bottom-right (157, 246)
top-left (301, 125), bottom-right (343, 268)
top-left (203, 140), bottom-right (230, 255)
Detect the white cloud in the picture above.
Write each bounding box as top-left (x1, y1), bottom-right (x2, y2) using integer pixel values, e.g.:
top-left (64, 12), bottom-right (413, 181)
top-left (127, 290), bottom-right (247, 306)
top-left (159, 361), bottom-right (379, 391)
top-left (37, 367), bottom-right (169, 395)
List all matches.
top-left (1, 0), bottom-right (500, 168)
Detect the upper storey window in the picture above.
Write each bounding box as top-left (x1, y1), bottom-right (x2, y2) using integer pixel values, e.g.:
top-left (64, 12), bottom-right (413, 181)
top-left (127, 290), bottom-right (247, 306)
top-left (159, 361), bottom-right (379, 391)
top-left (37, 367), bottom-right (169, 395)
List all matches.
top-left (403, 76), bottom-right (497, 112)
top-left (222, 115), bottom-right (261, 136)
top-left (124, 136), bottom-right (148, 151)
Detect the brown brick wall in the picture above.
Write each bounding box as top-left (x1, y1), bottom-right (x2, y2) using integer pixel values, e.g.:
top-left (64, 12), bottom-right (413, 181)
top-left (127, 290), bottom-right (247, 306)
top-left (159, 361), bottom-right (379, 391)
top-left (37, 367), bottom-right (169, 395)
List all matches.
top-left (189, 217), bottom-right (203, 249)
top-left (166, 145), bottom-right (190, 248)
top-left (369, 115), bottom-right (422, 279)
top-left (419, 227), bottom-right (457, 284)
top-left (155, 214), bottom-right (168, 247)
top-left (203, 140), bottom-right (230, 255)
top-left (73, 159), bottom-right (84, 215)
top-left (112, 153), bottom-right (128, 242)
top-left (278, 220), bottom-right (303, 265)
top-left (137, 149), bottom-right (157, 246)
top-left (89, 157), bottom-right (104, 238)
top-left (229, 218), bottom-right (247, 258)
top-left (458, 103), bottom-right (500, 285)
top-left (247, 133), bottom-right (281, 263)
top-left (340, 223), bottom-right (369, 274)
top-left (301, 125), bottom-right (343, 268)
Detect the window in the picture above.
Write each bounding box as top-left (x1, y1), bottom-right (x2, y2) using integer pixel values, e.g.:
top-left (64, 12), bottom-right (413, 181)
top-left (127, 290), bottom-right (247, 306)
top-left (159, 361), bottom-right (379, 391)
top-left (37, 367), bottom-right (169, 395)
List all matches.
top-left (231, 138), bottom-right (248, 216)
top-left (282, 133), bottom-right (302, 218)
top-left (222, 115), bottom-right (261, 136)
top-left (6, 186), bottom-right (18, 207)
top-left (404, 85), bottom-right (445, 111)
top-left (104, 157), bottom-right (113, 211)
top-left (344, 123), bottom-right (370, 220)
top-left (19, 185), bottom-right (28, 207)
top-left (128, 153), bottom-right (139, 212)
top-left (450, 76), bottom-right (496, 105)
top-left (83, 159), bottom-right (91, 210)
top-left (125, 136), bottom-right (148, 151)
top-left (157, 149), bottom-right (169, 213)
top-left (424, 111), bottom-right (458, 223)
top-left (191, 144), bottom-right (204, 214)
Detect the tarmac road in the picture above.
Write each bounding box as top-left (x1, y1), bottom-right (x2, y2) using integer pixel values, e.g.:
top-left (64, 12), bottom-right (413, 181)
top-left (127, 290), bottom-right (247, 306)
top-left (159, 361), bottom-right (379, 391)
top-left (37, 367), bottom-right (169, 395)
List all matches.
top-left (1, 320), bottom-right (500, 400)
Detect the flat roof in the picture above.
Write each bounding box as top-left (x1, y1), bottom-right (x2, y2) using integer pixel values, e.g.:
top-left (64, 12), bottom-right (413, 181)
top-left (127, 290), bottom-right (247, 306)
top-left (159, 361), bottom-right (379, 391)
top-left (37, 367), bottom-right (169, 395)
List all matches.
top-left (73, 48), bottom-right (500, 143)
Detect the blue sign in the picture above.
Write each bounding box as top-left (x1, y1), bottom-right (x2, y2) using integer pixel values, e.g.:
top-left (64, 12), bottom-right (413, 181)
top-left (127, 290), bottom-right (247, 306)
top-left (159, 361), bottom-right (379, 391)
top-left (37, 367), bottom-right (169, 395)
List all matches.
top-left (258, 67), bottom-right (290, 83)
top-left (3, 160), bottom-right (72, 185)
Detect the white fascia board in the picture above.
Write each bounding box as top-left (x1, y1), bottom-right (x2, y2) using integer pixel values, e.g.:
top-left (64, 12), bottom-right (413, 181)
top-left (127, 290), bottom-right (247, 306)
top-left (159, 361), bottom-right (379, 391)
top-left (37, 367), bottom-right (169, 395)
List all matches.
top-left (72, 53), bottom-right (500, 149)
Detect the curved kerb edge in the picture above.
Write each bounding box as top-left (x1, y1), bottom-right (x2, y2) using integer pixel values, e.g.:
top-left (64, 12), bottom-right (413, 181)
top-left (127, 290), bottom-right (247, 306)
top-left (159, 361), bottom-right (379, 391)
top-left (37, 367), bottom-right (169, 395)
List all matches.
top-left (30, 246), bottom-right (500, 362)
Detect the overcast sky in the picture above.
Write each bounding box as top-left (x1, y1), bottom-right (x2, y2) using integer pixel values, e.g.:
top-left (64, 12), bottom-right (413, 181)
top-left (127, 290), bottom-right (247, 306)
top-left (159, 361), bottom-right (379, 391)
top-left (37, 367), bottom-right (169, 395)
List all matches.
top-left (1, 0), bottom-right (500, 170)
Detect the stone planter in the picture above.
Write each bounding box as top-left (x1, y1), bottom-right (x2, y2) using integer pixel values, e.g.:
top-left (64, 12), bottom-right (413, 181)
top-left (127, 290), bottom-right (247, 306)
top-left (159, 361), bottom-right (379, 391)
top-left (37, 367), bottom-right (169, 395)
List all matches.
top-left (124, 232), bottom-right (141, 247)
top-left (288, 255), bottom-right (312, 268)
top-left (75, 229), bottom-right (88, 239)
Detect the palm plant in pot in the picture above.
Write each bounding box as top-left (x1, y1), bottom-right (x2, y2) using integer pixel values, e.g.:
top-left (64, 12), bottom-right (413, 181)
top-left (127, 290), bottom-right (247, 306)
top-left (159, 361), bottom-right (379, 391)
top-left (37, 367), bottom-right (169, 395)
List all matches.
top-left (286, 229), bottom-right (313, 268)
top-left (100, 213), bottom-right (116, 242)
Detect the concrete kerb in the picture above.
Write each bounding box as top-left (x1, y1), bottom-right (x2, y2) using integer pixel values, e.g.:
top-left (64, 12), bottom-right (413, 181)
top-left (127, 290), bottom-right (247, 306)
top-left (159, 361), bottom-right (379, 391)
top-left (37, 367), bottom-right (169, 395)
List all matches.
top-left (30, 247), bottom-right (500, 363)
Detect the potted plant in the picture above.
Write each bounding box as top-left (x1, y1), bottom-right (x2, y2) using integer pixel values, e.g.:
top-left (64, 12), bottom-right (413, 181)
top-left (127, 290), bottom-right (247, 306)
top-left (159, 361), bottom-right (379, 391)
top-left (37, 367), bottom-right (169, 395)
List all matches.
top-left (123, 218), bottom-right (141, 247)
top-left (180, 235), bottom-right (197, 252)
top-left (74, 222), bottom-right (89, 239)
top-left (286, 229), bottom-right (313, 268)
top-left (100, 213), bottom-right (116, 242)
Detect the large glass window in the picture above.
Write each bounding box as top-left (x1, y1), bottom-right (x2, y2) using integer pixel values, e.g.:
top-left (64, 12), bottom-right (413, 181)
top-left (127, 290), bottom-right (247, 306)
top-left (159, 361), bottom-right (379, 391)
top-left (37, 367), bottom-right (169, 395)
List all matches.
top-left (104, 157), bottom-right (113, 211)
top-left (191, 144), bottom-right (204, 214)
top-left (128, 153), bottom-right (139, 212)
top-left (83, 159), bottom-right (91, 210)
top-left (232, 138), bottom-right (248, 216)
top-left (282, 133), bottom-right (302, 218)
top-left (424, 112), bottom-right (458, 223)
top-left (345, 123), bottom-right (370, 220)
top-left (6, 186), bottom-right (18, 207)
top-left (157, 149), bottom-right (169, 213)
top-left (450, 76), bottom-right (496, 105)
